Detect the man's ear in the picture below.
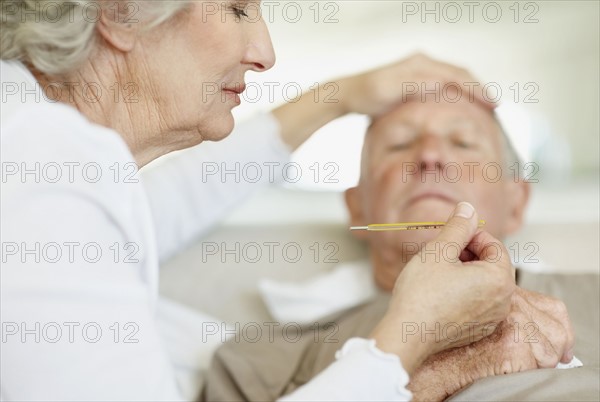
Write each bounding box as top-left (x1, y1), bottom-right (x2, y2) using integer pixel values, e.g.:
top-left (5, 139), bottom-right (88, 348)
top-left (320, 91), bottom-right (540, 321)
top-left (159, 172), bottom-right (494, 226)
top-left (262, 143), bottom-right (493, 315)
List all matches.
top-left (504, 179), bottom-right (530, 235)
top-left (345, 186), bottom-right (368, 241)
top-left (96, 3), bottom-right (139, 52)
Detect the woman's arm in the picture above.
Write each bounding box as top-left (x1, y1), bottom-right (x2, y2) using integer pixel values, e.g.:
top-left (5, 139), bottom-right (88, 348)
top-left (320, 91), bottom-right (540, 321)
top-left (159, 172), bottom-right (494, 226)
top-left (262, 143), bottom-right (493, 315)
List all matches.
top-left (273, 53), bottom-right (494, 151)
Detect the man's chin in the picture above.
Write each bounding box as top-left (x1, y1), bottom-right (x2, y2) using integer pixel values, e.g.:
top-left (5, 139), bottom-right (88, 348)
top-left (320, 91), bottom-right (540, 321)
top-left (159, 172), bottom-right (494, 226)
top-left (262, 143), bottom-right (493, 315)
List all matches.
top-left (402, 202), bottom-right (455, 224)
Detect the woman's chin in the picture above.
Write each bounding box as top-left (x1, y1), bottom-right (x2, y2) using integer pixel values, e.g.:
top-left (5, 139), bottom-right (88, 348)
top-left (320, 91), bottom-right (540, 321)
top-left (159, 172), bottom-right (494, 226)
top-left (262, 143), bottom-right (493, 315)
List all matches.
top-left (202, 113), bottom-right (236, 142)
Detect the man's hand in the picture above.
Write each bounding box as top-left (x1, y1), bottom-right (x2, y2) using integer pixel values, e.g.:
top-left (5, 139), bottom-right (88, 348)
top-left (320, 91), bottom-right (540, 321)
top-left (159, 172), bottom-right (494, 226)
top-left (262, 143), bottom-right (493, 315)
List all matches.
top-left (338, 53), bottom-right (496, 117)
top-left (509, 287), bottom-right (575, 365)
top-left (407, 288), bottom-right (575, 401)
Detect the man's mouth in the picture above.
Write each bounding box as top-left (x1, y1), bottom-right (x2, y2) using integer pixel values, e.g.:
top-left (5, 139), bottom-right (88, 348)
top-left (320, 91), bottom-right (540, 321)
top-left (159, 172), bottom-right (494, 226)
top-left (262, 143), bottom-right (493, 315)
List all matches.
top-left (408, 191), bottom-right (457, 206)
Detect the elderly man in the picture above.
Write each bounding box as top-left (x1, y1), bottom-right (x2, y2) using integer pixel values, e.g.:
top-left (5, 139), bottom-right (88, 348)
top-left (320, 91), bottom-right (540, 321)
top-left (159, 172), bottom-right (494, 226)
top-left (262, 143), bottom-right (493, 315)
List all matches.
top-left (202, 87), bottom-right (598, 401)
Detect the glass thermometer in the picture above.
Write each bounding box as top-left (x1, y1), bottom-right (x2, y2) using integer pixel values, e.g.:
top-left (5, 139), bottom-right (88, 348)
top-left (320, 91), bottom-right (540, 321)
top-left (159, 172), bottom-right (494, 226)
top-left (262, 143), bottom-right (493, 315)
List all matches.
top-left (350, 220), bottom-right (486, 231)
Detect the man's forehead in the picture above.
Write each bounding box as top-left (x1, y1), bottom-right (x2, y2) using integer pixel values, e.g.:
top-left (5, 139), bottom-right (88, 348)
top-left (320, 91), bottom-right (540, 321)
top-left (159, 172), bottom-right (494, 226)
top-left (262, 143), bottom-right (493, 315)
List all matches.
top-left (369, 99), bottom-right (496, 135)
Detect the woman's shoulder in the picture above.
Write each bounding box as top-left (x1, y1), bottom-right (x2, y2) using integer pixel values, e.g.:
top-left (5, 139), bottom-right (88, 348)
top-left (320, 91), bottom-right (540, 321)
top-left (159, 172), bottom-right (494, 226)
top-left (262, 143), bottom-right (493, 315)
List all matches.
top-left (1, 98), bottom-right (147, 232)
top-left (2, 99), bottom-right (133, 166)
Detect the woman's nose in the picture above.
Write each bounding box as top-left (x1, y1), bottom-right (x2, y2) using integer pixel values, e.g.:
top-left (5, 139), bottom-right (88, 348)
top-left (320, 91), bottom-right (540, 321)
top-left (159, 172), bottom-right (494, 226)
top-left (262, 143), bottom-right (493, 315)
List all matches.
top-left (243, 20), bottom-right (276, 72)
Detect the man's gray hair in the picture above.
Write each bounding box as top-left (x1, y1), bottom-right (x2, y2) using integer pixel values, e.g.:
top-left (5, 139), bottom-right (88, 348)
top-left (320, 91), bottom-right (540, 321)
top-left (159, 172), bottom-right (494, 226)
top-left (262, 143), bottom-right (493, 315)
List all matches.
top-left (1, 0), bottom-right (192, 75)
top-left (495, 112), bottom-right (523, 177)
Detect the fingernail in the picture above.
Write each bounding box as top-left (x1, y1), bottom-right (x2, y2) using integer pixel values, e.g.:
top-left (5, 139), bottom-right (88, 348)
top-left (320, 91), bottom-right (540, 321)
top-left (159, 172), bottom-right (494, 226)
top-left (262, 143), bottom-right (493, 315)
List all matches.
top-left (453, 202), bottom-right (474, 219)
top-left (566, 348), bottom-right (574, 361)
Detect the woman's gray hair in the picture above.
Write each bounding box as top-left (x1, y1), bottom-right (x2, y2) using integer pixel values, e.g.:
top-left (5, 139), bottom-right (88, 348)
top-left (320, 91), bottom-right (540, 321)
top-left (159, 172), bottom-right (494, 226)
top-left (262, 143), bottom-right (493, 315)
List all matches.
top-left (1, 0), bottom-right (191, 76)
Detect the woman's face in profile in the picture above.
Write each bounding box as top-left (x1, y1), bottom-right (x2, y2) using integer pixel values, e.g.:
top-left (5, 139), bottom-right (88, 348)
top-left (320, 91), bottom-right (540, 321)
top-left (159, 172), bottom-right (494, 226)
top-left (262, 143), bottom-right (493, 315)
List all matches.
top-left (134, 0), bottom-right (275, 148)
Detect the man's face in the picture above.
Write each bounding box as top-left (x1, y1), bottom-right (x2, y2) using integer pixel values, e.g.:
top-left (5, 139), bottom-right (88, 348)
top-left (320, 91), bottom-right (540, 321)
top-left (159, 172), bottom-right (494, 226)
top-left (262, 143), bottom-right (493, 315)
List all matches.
top-left (346, 96), bottom-right (529, 290)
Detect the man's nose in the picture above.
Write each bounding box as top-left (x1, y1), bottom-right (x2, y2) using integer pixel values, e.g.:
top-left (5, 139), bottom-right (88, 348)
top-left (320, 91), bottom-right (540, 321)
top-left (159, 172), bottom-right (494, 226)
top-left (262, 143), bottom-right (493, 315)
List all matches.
top-left (243, 19), bottom-right (276, 72)
top-left (417, 135), bottom-right (446, 172)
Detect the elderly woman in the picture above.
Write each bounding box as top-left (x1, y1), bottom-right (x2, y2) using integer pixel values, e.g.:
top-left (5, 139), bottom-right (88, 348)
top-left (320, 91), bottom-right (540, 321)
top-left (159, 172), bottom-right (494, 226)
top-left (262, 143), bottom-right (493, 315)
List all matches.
top-left (1, 1), bottom-right (516, 400)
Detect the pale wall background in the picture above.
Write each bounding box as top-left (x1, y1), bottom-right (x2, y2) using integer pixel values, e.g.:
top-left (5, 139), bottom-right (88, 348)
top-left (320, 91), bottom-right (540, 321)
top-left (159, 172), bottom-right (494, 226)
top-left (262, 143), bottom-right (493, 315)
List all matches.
top-left (234, 0), bottom-right (599, 188)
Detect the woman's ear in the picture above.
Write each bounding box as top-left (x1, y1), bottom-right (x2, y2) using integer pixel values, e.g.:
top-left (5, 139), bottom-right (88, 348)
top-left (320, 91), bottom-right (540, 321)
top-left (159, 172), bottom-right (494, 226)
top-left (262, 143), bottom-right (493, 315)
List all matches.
top-left (96, 3), bottom-right (139, 52)
top-left (345, 186), bottom-right (368, 241)
top-left (504, 179), bottom-right (531, 235)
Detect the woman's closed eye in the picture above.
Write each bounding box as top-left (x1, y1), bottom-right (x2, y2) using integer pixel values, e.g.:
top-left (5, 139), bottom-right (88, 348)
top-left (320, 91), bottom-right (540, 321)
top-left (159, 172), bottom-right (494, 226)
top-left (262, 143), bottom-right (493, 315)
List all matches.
top-left (230, 3), bottom-right (249, 18)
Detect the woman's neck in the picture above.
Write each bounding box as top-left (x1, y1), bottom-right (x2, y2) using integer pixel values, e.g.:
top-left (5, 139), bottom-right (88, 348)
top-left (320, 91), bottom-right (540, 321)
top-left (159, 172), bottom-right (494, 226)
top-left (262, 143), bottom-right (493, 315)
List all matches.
top-left (30, 57), bottom-right (184, 168)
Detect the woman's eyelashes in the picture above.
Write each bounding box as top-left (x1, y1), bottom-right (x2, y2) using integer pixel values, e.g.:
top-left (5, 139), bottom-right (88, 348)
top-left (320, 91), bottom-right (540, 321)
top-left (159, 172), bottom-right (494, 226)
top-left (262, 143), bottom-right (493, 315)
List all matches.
top-left (230, 2), bottom-right (249, 18)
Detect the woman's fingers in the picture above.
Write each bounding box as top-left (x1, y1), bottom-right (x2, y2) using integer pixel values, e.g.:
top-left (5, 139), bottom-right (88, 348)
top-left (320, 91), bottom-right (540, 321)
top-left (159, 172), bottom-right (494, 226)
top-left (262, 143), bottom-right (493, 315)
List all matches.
top-left (465, 230), bottom-right (509, 264)
top-left (409, 54), bottom-right (497, 110)
top-left (430, 202), bottom-right (479, 251)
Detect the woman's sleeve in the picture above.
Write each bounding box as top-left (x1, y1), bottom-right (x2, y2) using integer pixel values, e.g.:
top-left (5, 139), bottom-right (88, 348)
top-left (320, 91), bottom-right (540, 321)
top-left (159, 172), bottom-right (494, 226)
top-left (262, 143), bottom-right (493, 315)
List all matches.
top-left (0, 194), bottom-right (183, 400)
top-left (141, 113), bottom-right (292, 264)
top-left (278, 338), bottom-right (413, 402)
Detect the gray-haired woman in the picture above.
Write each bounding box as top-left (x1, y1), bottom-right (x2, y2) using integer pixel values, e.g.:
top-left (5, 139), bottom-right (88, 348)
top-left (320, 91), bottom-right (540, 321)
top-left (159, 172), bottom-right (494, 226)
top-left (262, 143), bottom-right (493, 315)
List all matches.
top-left (1, 1), bottom-right (515, 400)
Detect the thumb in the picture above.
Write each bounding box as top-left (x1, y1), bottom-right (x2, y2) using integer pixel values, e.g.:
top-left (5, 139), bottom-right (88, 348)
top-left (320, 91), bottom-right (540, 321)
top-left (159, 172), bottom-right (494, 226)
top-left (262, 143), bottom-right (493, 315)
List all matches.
top-left (434, 202), bottom-right (479, 247)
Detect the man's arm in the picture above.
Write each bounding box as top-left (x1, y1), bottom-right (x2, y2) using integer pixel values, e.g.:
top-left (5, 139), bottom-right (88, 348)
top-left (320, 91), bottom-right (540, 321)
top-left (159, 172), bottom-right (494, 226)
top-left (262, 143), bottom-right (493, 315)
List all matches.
top-left (408, 320), bottom-right (535, 401)
top-left (408, 287), bottom-right (575, 401)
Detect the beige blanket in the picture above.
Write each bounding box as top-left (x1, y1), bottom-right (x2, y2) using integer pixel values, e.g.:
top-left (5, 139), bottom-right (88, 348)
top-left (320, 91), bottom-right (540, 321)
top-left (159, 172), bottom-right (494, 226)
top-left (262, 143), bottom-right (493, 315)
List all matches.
top-left (202, 272), bottom-right (600, 401)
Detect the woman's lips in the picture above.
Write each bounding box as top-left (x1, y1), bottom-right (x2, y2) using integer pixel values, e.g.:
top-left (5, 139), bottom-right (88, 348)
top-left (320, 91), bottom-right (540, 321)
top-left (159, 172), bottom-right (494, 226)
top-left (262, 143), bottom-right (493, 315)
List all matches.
top-left (222, 84), bottom-right (246, 105)
top-left (223, 84), bottom-right (246, 94)
top-left (222, 89), bottom-right (242, 104)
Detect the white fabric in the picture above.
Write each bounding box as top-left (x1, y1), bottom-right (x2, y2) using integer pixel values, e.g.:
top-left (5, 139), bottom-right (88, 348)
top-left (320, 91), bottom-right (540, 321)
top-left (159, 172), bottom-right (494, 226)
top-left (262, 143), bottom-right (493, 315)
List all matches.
top-left (156, 297), bottom-right (234, 400)
top-left (555, 356), bottom-right (583, 369)
top-left (1, 60), bottom-right (413, 401)
top-left (259, 260), bottom-right (377, 324)
top-left (280, 338), bottom-right (412, 401)
top-left (259, 257), bottom-right (563, 323)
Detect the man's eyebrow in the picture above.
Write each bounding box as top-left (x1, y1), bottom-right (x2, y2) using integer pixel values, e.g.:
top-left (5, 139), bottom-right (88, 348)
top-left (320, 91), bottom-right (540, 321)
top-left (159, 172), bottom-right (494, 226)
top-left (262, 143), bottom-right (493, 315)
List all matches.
top-left (377, 121), bottom-right (416, 135)
top-left (446, 118), bottom-right (478, 130)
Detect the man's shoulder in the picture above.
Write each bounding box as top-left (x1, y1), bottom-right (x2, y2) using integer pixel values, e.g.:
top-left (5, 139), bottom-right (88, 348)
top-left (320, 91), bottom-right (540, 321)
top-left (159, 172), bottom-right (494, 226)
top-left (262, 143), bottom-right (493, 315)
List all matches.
top-left (203, 294), bottom-right (390, 401)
